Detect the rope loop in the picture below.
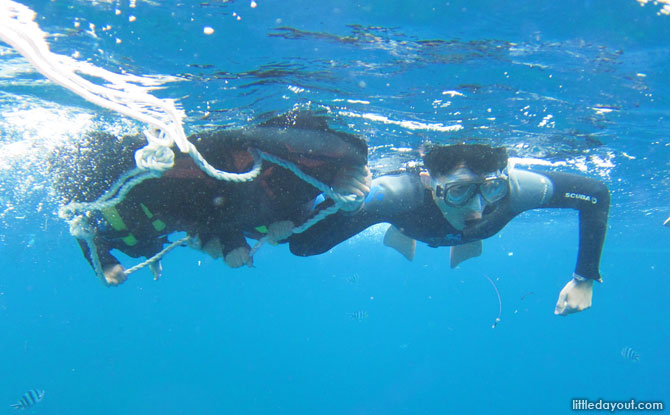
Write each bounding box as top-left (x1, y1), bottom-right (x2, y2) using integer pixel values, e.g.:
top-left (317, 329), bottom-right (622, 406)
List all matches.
top-left (135, 142), bottom-right (175, 172)
top-left (257, 149), bottom-right (363, 210)
top-left (242, 150), bottom-right (365, 263)
top-left (186, 144), bottom-right (263, 182)
top-left (69, 214), bottom-right (95, 240)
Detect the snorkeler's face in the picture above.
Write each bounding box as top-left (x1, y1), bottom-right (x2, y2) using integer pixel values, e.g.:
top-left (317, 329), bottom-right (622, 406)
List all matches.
top-left (430, 164), bottom-right (508, 230)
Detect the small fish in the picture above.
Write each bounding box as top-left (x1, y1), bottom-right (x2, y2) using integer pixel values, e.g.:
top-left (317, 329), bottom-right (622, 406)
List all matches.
top-left (520, 291), bottom-right (535, 301)
top-left (347, 310), bottom-right (368, 322)
top-left (10, 389), bottom-right (45, 410)
top-left (620, 346), bottom-right (640, 362)
top-left (344, 273), bottom-right (360, 284)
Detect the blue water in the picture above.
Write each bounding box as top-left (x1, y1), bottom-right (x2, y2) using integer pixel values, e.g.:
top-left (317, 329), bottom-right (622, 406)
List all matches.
top-left (1, 0), bottom-right (669, 413)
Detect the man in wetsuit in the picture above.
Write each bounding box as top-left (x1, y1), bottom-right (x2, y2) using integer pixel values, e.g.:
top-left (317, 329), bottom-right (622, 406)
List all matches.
top-left (289, 144), bottom-right (610, 316)
top-left (52, 111), bottom-right (370, 286)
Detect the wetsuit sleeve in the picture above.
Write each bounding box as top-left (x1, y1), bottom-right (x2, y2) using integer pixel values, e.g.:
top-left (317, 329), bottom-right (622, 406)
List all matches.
top-left (463, 169), bottom-right (609, 280)
top-left (537, 171), bottom-right (610, 281)
top-left (289, 174), bottom-right (424, 256)
top-left (77, 237), bottom-right (120, 272)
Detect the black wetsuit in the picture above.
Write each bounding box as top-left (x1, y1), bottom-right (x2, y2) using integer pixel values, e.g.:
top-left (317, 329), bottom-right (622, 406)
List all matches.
top-left (52, 112), bottom-right (368, 272)
top-left (289, 168), bottom-right (609, 281)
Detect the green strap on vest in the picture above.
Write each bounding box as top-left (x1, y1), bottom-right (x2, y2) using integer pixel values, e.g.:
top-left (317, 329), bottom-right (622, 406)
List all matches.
top-left (140, 203), bottom-right (167, 231)
top-left (101, 206), bottom-right (138, 246)
top-left (100, 203), bottom-right (165, 247)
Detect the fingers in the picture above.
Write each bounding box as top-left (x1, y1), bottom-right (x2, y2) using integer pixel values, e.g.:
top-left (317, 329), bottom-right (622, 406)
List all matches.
top-left (554, 279), bottom-right (593, 316)
top-left (351, 169), bottom-right (372, 196)
top-left (224, 246), bottom-right (252, 268)
top-left (555, 302), bottom-right (572, 316)
top-left (103, 264), bottom-right (127, 286)
top-left (267, 220), bottom-right (295, 243)
top-left (554, 280), bottom-right (577, 315)
top-left (335, 166), bottom-right (371, 212)
top-left (149, 261), bottom-right (162, 281)
top-left (345, 166), bottom-right (371, 187)
top-left (202, 237), bottom-right (223, 259)
top-left (334, 166), bottom-right (372, 198)
top-left (554, 292), bottom-right (568, 315)
top-left (555, 301), bottom-right (588, 316)
top-left (554, 301), bottom-right (583, 316)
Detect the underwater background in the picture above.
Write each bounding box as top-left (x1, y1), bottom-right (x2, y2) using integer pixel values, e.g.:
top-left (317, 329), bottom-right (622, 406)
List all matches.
top-left (0, 0), bottom-right (669, 413)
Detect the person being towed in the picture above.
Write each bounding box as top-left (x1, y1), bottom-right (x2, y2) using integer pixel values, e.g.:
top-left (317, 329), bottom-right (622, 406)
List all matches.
top-left (51, 110), bottom-right (371, 285)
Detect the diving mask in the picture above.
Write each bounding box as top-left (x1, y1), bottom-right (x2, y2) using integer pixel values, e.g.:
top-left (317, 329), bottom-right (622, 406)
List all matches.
top-left (434, 171), bottom-right (509, 207)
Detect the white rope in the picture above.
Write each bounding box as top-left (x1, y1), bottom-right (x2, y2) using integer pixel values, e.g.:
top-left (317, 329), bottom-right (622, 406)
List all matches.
top-left (292, 204), bottom-right (342, 234)
top-left (247, 236), bottom-right (266, 259)
top-left (56, 143), bottom-right (265, 280)
top-left (2, 1), bottom-right (364, 276)
top-left (62, 145), bottom-right (359, 276)
top-left (0, 0), bottom-right (288, 187)
top-left (257, 150), bottom-right (361, 205)
top-left (58, 167), bottom-right (162, 282)
top-left (69, 212), bottom-right (190, 281)
top-left (188, 144), bottom-right (263, 182)
top-left (1, 1), bottom-right (268, 181)
top-left (69, 215), bottom-right (109, 286)
top-left (123, 235), bottom-right (191, 276)
top-left (247, 203), bottom-right (342, 260)
top-left (59, 169), bottom-right (162, 220)
top-left (2, 0), bottom-right (355, 280)
top-left (0, 1), bottom-right (188, 154)
top-left (244, 150), bottom-right (364, 262)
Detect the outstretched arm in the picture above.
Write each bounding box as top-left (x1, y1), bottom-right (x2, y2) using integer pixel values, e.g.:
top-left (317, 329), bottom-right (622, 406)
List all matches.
top-left (289, 173), bottom-right (424, 256)
top-left (544, 171), bottom-right (609, 315)
top-left (511, 169), bottom-right (609, 315)
top-left (538, 170), bottom-right (610, 282)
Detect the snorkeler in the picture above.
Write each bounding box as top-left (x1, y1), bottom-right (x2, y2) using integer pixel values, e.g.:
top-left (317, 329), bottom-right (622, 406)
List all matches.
top-left (51, 111), bottom-right (370, 286)
top-left (289, 144), bottom-right (610, 316)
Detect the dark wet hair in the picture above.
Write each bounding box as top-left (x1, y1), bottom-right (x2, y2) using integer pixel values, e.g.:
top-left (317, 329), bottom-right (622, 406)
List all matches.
top-left (423, 144), bottom-right (508, 176)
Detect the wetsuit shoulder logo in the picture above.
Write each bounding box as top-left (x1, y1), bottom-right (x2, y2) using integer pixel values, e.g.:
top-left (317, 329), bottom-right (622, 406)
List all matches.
top-left (364, 185), bottom-right (384, 204)
top-left (564, 192), bottom-right (598, 204)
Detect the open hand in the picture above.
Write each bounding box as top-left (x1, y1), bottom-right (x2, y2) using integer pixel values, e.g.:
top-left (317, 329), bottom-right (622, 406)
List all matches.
top-left (333, 166), bottom-right (372, 211)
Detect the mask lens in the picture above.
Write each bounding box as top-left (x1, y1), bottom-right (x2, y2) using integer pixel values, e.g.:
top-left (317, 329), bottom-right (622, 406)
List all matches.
top-left (445, 183), bottom-right (477, 206)
top-left (480, 178), bottom-right (508, 203)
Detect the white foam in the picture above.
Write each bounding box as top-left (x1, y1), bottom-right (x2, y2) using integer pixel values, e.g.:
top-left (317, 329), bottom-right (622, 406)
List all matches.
top-left (339, 111), bottom-right (463, 132)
